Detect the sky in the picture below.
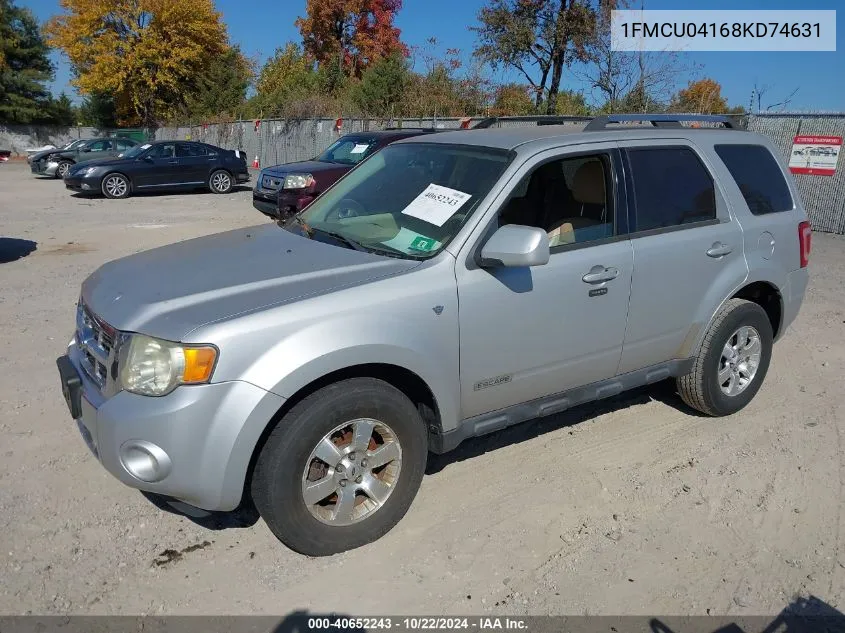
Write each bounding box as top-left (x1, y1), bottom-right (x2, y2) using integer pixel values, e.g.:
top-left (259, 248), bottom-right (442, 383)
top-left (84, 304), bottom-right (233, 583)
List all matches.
top-left (22, 0), bottom-right (845, 112)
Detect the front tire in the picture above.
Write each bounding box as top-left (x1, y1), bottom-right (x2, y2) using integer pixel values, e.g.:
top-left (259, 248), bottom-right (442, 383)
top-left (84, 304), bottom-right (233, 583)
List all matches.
top-left (677, 298), bottom-right (773, 416)
top-left (209, 169), bottom-right (233, 194)
top-left (251, 378), bottom-right (428, 556)
top-left (101, 173), bottom-right (131, 199)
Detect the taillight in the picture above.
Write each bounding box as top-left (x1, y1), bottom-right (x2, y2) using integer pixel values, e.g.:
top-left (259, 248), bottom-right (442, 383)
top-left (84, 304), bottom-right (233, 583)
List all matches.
top-left (799, 221), bottom-right (812, 268)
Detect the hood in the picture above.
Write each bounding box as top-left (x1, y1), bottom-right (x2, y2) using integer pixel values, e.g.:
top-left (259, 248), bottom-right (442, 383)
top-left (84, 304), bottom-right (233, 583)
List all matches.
top-left (70, 156), bottom-right (126, 171)
top-left (31, 148), bottom-right (67, 162)
top-left (263, 160), bottom-right (348, 178)
top-left (81, 224), bottom-right (420, 341)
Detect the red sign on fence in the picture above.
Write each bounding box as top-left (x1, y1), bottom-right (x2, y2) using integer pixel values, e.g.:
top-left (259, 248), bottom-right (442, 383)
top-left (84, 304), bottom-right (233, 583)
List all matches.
top-left (788, 135), bottom-right (842, 176)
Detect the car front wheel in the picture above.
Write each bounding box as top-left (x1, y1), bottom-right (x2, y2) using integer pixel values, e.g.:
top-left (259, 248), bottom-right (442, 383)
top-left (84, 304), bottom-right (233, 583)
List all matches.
top-left (209, 169), bottom-right (233, 194)
top-left (251, 377), bottom-right (428, 556)
top-left (101, 173), bottom-right (131, 199)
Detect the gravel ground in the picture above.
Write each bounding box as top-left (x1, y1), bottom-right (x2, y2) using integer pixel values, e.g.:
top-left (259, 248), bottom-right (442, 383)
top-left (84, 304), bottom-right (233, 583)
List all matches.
top-left (1, 161), bottom-right (844, 617)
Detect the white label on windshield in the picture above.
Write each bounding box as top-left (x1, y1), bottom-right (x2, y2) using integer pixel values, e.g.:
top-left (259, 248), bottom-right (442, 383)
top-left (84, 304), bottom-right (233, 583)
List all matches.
top-left (401, 184), bottom-right (472, 227)
top-left (140, 144), bottom-right (151, 149)
top-left (350, 143), bottom-right (369, 154)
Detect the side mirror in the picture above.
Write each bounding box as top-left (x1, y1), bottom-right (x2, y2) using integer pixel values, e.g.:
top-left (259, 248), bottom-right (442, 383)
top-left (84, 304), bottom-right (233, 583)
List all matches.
top-left (81, 147), bottom-right (91, 152)
top-left (143, 155), bottom-right (154, 162)
top-left (479, 224), bottom-right (550, 268)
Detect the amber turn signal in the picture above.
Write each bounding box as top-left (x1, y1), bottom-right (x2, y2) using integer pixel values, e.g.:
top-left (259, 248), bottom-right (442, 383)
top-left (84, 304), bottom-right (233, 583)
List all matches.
top-left (182, 347), bottom-right (218, 383)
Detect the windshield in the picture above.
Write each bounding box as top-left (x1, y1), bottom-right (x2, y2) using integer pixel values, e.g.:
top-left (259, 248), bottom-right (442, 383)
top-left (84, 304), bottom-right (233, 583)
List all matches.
top-left (292, 143), bottom-right (511, 259)
top-left (120, 143), bottom-right (151, 159)
top-left (316, 138), bottom-right (378, 165)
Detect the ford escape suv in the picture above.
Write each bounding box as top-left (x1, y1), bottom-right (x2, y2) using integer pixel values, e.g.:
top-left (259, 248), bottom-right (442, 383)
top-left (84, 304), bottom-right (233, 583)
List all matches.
top-left (56, 114), bottom-right (811, 556)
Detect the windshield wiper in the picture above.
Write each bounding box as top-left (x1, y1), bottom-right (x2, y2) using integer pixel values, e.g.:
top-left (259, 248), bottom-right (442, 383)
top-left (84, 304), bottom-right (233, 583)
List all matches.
top-left (362, 243), bottom-right (427, 260)
top-left (308, 227), bottom-right (368, 252)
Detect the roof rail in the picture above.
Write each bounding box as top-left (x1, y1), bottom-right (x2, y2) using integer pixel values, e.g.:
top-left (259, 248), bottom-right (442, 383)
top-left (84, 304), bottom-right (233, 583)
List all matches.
top-left (472, 115), bottom-right (592, 129)
top-left (583, 114), bottom-right (739, 131)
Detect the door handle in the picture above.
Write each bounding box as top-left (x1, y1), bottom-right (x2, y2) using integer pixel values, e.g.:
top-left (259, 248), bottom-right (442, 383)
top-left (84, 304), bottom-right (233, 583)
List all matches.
top-left (706, 242), bottom-right (733, 258)
top-left (582, 266), bottom-right (619, 284)
top-left (168, 160), bottom-right (178, 165)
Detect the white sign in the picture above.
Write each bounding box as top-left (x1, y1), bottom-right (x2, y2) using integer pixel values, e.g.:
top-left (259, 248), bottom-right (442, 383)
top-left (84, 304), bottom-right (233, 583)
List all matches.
top-left (401, 184), bottom-right (472, 227)
top-left (350, 143), bottom-right (369, 154)
top-left (789, 135), bottom-right (842, 176)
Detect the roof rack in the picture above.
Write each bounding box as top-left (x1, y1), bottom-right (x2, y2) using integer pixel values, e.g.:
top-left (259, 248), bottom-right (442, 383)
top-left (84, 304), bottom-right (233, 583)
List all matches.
top-left (469, 113), bottom-right (740, 131)
top-left (583, 114), bottom-right (739, 130)
top-left (472, 115), bottom-right (592, 129)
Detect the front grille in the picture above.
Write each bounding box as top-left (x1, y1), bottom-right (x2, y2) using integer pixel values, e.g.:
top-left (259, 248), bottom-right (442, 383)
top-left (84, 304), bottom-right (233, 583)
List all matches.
top-left (261, 174), bottom-right (283, 191)
top-left (76, 302), bottom-right (117, 391)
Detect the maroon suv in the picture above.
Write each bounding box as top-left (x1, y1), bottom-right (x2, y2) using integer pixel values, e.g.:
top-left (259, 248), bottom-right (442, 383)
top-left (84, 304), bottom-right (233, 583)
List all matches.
top-left (252, 129), bottom-right (441, 219)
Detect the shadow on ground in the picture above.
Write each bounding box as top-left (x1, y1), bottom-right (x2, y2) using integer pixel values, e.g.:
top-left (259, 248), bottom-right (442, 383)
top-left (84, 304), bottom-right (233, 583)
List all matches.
top-left (0, 238), bottom-right (37, 263)
top-left (650, 595), bottom-right (845, 633)
top-left (426, 378), bottom-right (704, 475)
top-left (140, 489), bottom-right (260, 530)
top-left (69, 185), bottom-right (252, 199)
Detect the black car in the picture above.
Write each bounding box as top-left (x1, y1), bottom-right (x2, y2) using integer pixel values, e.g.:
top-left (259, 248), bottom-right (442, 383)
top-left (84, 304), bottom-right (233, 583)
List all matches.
top-left (63, 140), bottom-right (250, 198)
top-left (31, 137), bottom-right (138, 178)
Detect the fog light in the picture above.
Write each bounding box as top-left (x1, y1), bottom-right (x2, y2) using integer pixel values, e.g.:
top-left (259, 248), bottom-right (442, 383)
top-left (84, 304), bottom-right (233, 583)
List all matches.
top-left (119, 440), bottom-right (171, 482)
top-left (82, 183), bottom-right (92, 190)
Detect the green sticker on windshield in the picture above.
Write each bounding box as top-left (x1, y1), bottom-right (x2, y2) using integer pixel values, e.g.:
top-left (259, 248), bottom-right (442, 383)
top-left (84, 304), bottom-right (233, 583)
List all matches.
top-left (409, 236), bottom-right (437, 252)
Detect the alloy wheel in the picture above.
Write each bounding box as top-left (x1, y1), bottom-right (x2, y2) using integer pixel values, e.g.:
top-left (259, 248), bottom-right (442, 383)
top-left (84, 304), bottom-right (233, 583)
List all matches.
top-left (718, 325), bottom-right (762, 396)
top-left (104, 175), bottom-right (127, 198)
top-left (301, 418), bottom-right (402, 526)
top-left (212, 172), bottom-right (231, 192)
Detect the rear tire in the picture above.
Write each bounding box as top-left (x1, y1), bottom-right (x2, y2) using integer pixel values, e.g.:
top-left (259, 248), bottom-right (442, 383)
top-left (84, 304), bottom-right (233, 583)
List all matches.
top-left (677, 298), bottom-right (773, 416)
top-left (251, 378), bottom-right (428, 556)
top-left (56, 161), bottom-right (72, 179)
top-left (101, 173), bottom-right (130, 199)
top-left (209, 169), bottom-right (233, 194)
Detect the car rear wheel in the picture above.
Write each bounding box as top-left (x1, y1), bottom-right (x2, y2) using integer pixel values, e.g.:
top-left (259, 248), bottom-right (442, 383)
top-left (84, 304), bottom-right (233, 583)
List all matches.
top-left (101, 173), bottom-right (130, 199)
top-left (56, 161), bottom-right (72, 179)
top-left (677, 298), bottom-right (773, 416)
top-left (209, 169), bottom-right (233, 194)
top-left (251, 377), bottom-right (428, 556)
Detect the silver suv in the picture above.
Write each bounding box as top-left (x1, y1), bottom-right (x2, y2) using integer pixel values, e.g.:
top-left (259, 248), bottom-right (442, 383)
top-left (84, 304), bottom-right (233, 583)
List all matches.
top-left (56, 115), bottom-right (811, 556)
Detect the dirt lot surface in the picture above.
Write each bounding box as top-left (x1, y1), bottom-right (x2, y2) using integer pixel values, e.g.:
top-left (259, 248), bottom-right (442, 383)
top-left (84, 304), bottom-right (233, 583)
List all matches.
top-left (1, 161), bottom-right (844, 617)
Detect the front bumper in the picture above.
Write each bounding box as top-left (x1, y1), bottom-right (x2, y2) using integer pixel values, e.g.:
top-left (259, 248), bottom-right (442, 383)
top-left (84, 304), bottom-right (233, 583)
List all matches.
top-left (64, 173), bottom-right (102, 192)
top-left (58, 340), bottom-right (285, 511)
top-left (31, 160), bottom-right (58, 176)
top-left (252, 190), bottom-right (279, 218)
top-left (252, 189), bottom-right (315, 219)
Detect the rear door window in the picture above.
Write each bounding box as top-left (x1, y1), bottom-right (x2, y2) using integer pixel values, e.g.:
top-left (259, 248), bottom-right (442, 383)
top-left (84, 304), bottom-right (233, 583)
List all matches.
top-left (176, 142), bottom-right (207, 157)
top-left (714, 144), bottom-right (794, 215)
top-left (626, 147), bottom-right (717, 232)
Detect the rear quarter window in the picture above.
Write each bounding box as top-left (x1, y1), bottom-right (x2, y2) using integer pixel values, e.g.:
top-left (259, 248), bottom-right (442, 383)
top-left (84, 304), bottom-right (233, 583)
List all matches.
top-left (714, 144), bottom-right (794, 215)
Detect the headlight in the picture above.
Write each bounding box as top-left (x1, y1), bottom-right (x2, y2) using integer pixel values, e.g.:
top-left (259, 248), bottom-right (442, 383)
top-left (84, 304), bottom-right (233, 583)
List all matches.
top-left (283, 173), bottom-right (314, 189)
top-left (118, 334), bottom-right (218, 396)
top-left (81, 166), bottom-right (99, 176)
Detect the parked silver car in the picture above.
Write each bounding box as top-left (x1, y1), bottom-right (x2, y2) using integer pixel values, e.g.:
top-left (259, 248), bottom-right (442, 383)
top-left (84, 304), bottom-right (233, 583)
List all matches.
top-left (57, 115), bottom-right (811, 555)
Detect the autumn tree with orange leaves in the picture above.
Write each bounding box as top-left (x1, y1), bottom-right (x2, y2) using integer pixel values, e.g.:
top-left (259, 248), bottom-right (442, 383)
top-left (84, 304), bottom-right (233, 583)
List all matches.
top-left (46, 0), bottom-right (238, 126)
top-left (670, 78), bottom-right (732, 114)
top-left (296, 0), bottom-right (408, 78)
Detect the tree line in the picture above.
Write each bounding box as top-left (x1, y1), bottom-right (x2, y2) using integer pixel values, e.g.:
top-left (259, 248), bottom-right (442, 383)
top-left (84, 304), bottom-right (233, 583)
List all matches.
top-left (0, 0), bottom-right (745, 129)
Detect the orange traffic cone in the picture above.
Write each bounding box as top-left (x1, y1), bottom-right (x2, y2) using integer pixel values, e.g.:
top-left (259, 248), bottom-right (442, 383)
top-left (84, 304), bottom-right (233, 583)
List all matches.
top-left (252, 155), bottom-right (259, 169)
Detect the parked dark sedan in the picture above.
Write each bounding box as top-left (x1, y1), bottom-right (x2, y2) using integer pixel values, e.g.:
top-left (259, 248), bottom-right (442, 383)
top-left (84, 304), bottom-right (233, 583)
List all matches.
top-left (253, 128), bottom-right (441, 219)
top-left (63, 140), bottom-right (250, 199)
top-left (31, 137), bottom-right (138, 178)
